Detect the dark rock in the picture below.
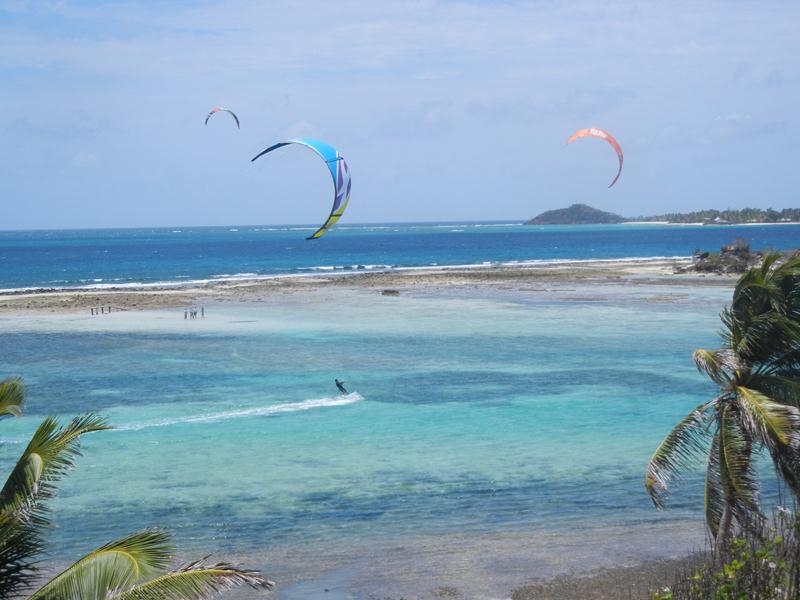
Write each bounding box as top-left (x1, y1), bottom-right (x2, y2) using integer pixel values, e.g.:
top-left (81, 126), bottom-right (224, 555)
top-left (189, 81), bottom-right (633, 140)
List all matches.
top-left (680, 239), bottom-right (797, 274)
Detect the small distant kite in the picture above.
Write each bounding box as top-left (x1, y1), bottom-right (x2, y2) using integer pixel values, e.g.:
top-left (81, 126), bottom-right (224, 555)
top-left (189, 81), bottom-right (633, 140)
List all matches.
top-left (251, 137), bottom-right (351, 240)
top-left (204, 107), bottom-right (240, 129)
top-left (566, 127), bottom-right (623, 188)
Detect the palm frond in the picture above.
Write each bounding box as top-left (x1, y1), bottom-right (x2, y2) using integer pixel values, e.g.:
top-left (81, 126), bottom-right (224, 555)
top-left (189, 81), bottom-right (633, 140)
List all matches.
top-left (769, 351), bottom-right (800, 380)
top-left (0, 413), bottom-right (110, 598)
top-left (693, 349), bottom-right (734, 386)
top-left (732, 253), bottom-right (800, 326)
top-left (718, 310), bottom-right (735, 350)
top-left (0, 377), bottom-right (24, 419)
top-left (731, 253), bottom-right (787, 315)
top-left (718, 404), bottom-right (760, 519)
top-left (737, 314), bottom-right (800, 364)
top-left (759, 252), bottom-right (784, 273)
top-left (107, 558), bottom-right (274, 600)
top-left (704, 433), bottom-right (724, 539)
top-left (654, 255), bottom-right (800, 548)
top-left (771, 253), bottom-right (800, 284)
top-left (746, 372), bottom-right (800, 407)
top-left (0, 517), bottom-right (43, 597)
top-left (732, 280), bottom-right (783, 321)
top-left (735, 385), bottom-right (800, 450)
top-left (758, 368), bottom-right (800, 392)
top-left (645, 400), bottom-right (715, 509)
top-left (0, 414), bottom-right (111, 526)
top-left (767, 445), bottom-right (800, 499)
top-left (29, 530), bottom-right (173, 600)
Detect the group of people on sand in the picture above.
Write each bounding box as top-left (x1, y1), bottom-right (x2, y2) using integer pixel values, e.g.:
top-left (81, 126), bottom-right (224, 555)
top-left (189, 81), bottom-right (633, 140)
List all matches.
top-left (184, 306), bottom-right (204, 319)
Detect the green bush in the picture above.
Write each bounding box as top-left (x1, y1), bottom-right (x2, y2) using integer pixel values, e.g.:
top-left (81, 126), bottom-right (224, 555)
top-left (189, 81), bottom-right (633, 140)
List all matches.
top-left (656, 509), bottom-right (800, 599)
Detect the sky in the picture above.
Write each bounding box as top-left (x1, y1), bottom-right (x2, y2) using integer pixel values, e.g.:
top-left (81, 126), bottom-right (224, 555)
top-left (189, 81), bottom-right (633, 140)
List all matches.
top-left (1, 0), bottom-right (799, 229)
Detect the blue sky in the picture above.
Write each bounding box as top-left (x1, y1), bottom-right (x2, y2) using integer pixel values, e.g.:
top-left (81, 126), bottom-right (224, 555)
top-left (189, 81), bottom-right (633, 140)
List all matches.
top-left (1, 1), bottom-right (798, 229)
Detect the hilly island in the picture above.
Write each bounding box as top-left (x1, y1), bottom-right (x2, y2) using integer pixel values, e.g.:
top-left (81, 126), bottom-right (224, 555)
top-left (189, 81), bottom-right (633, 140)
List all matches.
top-left (526, 204), bottom-right (800, 225)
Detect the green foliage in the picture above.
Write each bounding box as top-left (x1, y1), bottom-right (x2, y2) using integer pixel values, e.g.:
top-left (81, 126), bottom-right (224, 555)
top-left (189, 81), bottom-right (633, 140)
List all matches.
top-left (526, 203), bottom-right (626, 224)
top-left (635, 207), bottom-right (800, 224)
top-left (529, 206), bottom-right (800, 225)
top-left (655, 509), bottom-right (800, 599)
top-left (0, 377), bottom-right (274, 599)
top-left (30, 530), bottom-right (174, 600)
top-left (109, 559), bottom-right (271, 600)
top-left (645, 255), bottom-right (800, 548)
top-left (652, 587), bottom-right (673, 600)
top-left (0, 409), bottom-right (111, 597)
top-left (0, 378), bottom-right (23, 418)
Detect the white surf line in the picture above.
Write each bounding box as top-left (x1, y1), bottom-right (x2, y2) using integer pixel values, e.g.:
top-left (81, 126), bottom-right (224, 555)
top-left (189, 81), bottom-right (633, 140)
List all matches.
top-left (115, 393), bottom-right (364, 431)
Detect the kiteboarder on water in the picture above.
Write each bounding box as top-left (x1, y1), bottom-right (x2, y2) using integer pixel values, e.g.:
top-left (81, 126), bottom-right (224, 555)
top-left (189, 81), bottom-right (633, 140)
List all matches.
top-left (335, 378), bottom-right (348, 395)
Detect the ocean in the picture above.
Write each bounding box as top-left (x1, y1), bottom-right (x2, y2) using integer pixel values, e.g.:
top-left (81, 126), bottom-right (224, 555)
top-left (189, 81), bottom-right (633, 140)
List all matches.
top-left (0, 222), bottom-right (798, 598)
top-left (1, 221), bottom-right (798, 291)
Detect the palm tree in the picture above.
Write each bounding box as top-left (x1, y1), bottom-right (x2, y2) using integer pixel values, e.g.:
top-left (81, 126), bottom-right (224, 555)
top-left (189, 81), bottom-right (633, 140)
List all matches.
top-left (645, 253), bottom-right (800, 549)
top-left (0, 377), bottom-right (274, 599)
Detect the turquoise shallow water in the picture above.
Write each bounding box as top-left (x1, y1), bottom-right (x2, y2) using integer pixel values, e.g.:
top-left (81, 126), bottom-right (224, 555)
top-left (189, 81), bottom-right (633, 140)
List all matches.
top-left (1, 222), bottom-right (797, 596)
top-left (0, 278), bottom-right (737, 594)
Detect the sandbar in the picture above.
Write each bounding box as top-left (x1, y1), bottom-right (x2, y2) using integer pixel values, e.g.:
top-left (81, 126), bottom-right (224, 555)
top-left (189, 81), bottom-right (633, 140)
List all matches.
top-left (0, 258), bottom-right (735, 315)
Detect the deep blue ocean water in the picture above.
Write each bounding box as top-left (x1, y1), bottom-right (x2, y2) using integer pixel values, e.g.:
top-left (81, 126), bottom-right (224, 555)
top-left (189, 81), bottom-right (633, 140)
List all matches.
top-left (0, 222), bottom-right (798, 597)
top-left (1, 221), bottom-right (798, 290)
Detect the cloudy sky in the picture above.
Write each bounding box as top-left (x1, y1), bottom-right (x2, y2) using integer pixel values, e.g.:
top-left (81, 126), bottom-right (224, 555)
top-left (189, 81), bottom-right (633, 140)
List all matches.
top-left (1, 1), bottom-right (798, 229)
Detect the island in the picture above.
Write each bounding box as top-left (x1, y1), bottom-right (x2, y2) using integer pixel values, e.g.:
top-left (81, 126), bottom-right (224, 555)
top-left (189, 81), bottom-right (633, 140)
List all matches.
top-left (525, 203), bottom-right (625, 225)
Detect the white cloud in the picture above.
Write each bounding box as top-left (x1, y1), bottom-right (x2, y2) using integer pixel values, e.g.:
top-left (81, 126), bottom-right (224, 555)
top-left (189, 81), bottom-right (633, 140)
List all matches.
top-left (1, 0), bottom-right (800, 227)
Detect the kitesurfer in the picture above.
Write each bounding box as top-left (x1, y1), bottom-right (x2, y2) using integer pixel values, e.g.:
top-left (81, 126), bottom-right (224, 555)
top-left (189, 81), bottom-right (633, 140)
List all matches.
top-left (335, 378), bottom-right (348, 395)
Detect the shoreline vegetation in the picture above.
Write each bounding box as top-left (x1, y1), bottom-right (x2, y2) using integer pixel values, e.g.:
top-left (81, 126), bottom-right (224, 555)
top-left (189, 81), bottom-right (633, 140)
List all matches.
top-left (510, 555), bottom-right (703, 600)
top-left (0, 257), bottom-right (739, 314)
top-left (525, 204), bottom-right (800, 225)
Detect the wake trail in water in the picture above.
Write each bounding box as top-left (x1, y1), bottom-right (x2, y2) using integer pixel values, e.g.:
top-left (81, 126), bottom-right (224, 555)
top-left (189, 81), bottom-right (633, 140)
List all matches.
top-left (116, 392), bottom-right (364, 431)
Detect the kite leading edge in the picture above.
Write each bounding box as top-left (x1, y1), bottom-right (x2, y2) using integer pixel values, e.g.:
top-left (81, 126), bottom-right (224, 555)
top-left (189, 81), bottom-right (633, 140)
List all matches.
top-left (205, 107), bottom-right (240, 129)
top-left (251, 137), bottom-right (351, 240)
top-left (566, 127), bottom-right (623, 188)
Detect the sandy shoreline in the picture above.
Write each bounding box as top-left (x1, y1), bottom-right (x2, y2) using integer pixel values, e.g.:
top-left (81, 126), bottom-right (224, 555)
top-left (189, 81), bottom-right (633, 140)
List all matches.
top-left (197, 521), bottom-right (707, 600)
top-left (198, 521), bottom-right (708, 600)
top-left (38, 522), bottom-right (706, 600)
top-left (0, 257), bottom-right (735, 314)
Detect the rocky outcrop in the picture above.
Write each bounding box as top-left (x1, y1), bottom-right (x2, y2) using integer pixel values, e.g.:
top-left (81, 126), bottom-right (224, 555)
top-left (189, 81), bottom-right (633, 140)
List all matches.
top-left (678, 238), bottom-right (798, 274)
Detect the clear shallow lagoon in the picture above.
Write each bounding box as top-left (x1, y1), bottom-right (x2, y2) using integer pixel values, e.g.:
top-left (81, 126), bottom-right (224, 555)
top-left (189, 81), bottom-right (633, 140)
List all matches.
top-left (1, 280), bottom-right (730, 594)
top-left (1, 222), bottom-right (797, 597)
